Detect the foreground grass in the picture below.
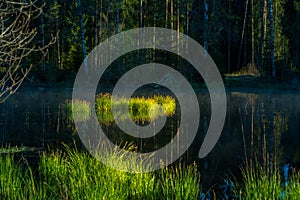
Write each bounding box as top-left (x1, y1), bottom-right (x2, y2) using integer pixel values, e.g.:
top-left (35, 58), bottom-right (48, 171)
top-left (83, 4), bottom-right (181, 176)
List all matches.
top-left (286, 170), bottom-right (300, 199)
top-left (0, 145), bottom-right (200, 200)
top-left (0, 155), bottom-right (37, 199)
top-left (234, 163), bottom-right (300, 200)
top-left (2, 145), bottom-right (300, 199)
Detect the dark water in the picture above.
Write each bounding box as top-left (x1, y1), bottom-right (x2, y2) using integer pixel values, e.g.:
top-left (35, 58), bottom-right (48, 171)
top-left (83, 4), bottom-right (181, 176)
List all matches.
top-left (1, 87), bottom-right (300, 188)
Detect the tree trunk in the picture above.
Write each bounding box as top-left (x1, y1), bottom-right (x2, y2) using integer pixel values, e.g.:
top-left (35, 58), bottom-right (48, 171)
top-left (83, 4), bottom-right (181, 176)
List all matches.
top-left (140, 0), bottom-right (143, 29)
top-left (260, 0), bottom-right (267, 74)
top-left (227, 0), bottom-right (231, 73)
top-left (269, 0), bottom-right (276, 78)
top-left (77, 0), bottom-right (88, 74)
top-left (61, 2), bottom-right (66, 70)
top-left (251, 0), bottom-right (255, 65)
top-left (186, 1), bottom-right (189, 34)
top-left (177, 0), bottom-right (180, 32)
top-left (165, 0), bottom-right (168, 61)
top-left (243, 30), bottom-right (247, 67)
top-left (41, 0), bottom-right (46, 72)
top-left (237, 0), bottom-right (249, 70)
top-left (56, 11), bottom-right (61, 70)
top-left (116, 0), bottom-right (119, 34)
top-left (177, 0), bottom-right (180, 69)
top-left (165, 0), bottom-right (168, 28)
top-left (171, 0), bottom-right (173, 29)
top-left (100, 0), bottom-right (103, 40)
top-left (203, 0), bottom-right (208, 51)
top-left (57, 32), bottom-right (61, 70)
top-left (95, 0), bottom-right (99, 46)
top-left (116, 0), bottom-right (121, 70)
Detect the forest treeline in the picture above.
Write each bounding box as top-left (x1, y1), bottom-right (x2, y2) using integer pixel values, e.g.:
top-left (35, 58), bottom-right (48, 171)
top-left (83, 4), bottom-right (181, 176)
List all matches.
top-left (23, 0), bottom-right (300, 84)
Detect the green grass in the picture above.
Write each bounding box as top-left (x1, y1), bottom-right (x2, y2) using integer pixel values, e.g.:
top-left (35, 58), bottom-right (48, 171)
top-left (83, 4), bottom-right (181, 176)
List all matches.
top-left (0, 154), bottom-right (42, 199)
top-left (285, 170), bottom-right (300, 199)
top-left (2, 147), bottom-right (300, 199)
top-left (235, 164), bottom-right (282, 199)
top-left (0, 145), bottom-right (200, 199)
top-left (235, 163), bottom-right (300, 200)
top-left (159, 163), bottom-right (201, 199)
top-left (95, 93), bottom-right (176, 124)
top-left (67, 93), bottom-right (176, 124)
top-left (65, 99), bottom-right (91, 122)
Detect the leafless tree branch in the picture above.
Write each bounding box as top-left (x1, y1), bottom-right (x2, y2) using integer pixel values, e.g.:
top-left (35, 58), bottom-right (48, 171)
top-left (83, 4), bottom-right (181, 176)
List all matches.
top-left (0, 0), bottom-right (55, 103)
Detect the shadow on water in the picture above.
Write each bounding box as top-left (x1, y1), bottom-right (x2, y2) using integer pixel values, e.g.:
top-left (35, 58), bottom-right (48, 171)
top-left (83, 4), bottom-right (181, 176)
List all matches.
top-left (1, 87), bottom-right (300, 188)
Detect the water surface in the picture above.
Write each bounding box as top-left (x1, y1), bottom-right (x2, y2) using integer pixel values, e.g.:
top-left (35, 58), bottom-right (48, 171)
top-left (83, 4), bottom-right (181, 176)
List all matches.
top-left (1, 87), bottom-right (300, 187)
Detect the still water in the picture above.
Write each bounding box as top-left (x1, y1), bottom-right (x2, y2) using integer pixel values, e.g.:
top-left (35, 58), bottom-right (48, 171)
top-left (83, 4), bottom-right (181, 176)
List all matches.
top-left (1, 88), bottom-right (300, 187)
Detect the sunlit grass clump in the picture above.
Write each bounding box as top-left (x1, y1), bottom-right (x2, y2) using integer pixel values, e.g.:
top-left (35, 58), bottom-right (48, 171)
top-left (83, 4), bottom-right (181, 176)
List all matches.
top-left (64, 94), bottom-right (176, 124)
top-left (95, 93), bottom-right (176, 124)
top-left (65, 99), bottom-right (91, 121)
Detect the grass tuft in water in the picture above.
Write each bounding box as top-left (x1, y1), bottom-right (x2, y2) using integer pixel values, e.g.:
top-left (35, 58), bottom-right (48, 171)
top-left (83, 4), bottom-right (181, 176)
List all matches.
top-left (95, 93), bottom-right (176, 124)
top-left (65, 99), bottom-right (91, 121)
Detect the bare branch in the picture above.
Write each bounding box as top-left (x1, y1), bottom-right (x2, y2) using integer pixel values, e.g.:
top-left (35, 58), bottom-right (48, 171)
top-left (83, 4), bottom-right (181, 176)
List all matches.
top-left (0, 0), bottom-right (55, 103)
